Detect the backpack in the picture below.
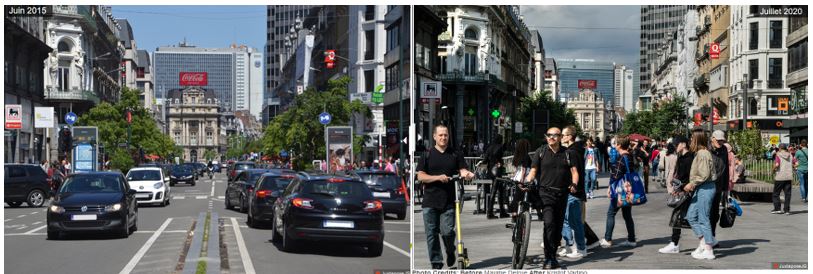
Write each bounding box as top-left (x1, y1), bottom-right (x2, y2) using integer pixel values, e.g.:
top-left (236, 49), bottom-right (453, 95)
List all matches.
top-left (609, 147), bottom-right (619, 164)
top-left (711, 152), bottom-right (726, 183)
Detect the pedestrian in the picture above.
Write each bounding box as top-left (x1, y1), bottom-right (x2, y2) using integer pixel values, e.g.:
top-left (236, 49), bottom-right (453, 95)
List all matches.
top-left (523, 127), bottom-right (579, 269)
top-left (385, 156), bottom-right (396, 173)
top-left (795, 139), bottom-right (808, 203)
top-left (650, 143), bottom-right (661, 180)
top-left (772, 144), bottom-right (795, 214)
top-left (559, 127), bottom-right (587, 259)
top-left (658, 136), bottom-right (693, 254)
top-left (417, 124), bottom-right (475, 270)
top-left (599, 134), bottom-right (637, 249)
top-left (639, 140), bottom-right (651, 193)
top-left (484, 134), bottom-right (507, 219)
top-left (662, 140), bottom-right (678, 189)
top-left (684, 129), bottom-right (717, 260)
top-left (62, 159), bottom-right (71, 174)
top-left (658, 140), bottom-right (671, 187)
top-left (584, 139), bottom-right (601, 199)
top-left (710, 130), bottom-right (735, 239)
top-left (509, 138), bottom-right (532, 217)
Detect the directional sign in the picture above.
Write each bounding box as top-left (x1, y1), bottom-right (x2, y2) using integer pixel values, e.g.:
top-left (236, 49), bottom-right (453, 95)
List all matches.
top-left (319, 112), bottom-right (332, 125)
top-left (65, 112), bottom-right (77, 125)
top-left (280, 150), bottom-right (289, 158)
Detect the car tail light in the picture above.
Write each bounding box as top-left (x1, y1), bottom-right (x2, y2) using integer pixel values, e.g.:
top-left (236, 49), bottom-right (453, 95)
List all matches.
top-left (292, 198), bottom-right (313, 209)
top-left (327, 178), bottom-right (345, 183)
top-left (230, 170), bottom-right (236, 178)
top-left (256, 190), bottom-right (269, 198)
top-left (364, 200), bottom-right (383, 212)
top-left (280, 175), bottom-right (295, 179)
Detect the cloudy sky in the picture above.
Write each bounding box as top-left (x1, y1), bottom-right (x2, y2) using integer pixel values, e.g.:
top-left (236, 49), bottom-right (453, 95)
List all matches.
top-left (521, 5), bottom-right (640, 68)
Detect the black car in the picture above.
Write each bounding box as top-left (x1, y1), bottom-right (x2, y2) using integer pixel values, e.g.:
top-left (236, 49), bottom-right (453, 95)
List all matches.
top-left (352, 171), bottom-right (407, 220)
top-left (194, 163), bottom-right (207, 175)
top-left (272, 175), bottom-right (384, 256)
top-left (5, 164), bottom-right (51, 207)
top-left (170, 165), bottom-right (197, 186)
top-left (47, 172), bottom-right (138, 240)
top-left (228, 161), bottom-right (257, 182)
top-left (225, 169), bottom-right (279, 213)
top-left (247, 171), bottom-right (297, 228)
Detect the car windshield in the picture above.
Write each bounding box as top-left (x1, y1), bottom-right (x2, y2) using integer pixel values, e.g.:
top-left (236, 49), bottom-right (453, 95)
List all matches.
top-left (358, 174), bottom-right (400, 189)
top-left (172, 166), bottom-right (191, 173)
top-left (303, 180), bottom-right (372, 199)
top-left (258, 176), bottom-right (294, 191)
top-left (127, 170), bottom-right (162, 181)
top-left (60, 175), bottom-right (122, 193)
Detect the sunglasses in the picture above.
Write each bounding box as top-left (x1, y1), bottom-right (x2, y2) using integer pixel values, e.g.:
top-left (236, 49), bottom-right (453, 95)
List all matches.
top-left (545, 133), bottom-right (561, 138)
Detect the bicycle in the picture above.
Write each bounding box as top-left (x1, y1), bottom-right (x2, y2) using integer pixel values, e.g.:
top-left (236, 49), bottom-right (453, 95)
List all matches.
top-left (506, 178), bottom-right (535, 269)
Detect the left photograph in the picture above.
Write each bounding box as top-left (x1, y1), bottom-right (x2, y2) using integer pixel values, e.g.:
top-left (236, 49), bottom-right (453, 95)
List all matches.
top-left (4, 5), bottom-right (410, 274)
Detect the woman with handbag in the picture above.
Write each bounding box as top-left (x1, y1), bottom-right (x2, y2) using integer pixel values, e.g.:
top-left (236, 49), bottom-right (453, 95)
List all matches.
top-left (659, 136), bottom-right (694, 254)
top-left (684, 129), bottom-right (718, 260)
top-left (599, 135), bottom-right (637, 248)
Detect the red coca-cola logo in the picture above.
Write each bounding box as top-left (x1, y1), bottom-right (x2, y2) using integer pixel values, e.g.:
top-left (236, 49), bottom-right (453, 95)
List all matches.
top-left (179, 72), bottom-right (208, 86)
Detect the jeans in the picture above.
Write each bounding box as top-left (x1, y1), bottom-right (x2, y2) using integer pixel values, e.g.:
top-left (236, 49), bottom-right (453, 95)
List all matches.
top-left (651, 161), bottom-right (659, 177)
top-left (686, 182), bottom-right (717, 245)
top-left (604, 200), bottom-right (635, 242)
top-left (487, 179), bottom-right (506, 216)
top-left (562, 195), bottom-right (586, 250)
top-left (773, 180), bottom-right (792, 212)
top-left (798, 170), bottom-right (808, 200)
top-left (423, 206), bottom-right (456, 265)
top-left (585, 169), bottom-right (597, 194)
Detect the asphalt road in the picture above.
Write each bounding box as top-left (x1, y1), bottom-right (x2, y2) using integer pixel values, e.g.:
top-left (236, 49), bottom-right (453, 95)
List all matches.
top-left (4, 172), bottom-right (410, 274)
top-left (413, 172), bottom-right (809, 270)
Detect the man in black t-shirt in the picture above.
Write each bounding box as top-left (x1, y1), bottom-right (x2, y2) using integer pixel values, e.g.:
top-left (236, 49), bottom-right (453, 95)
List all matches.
top-left (417, 124), bottom-right (475, 270)
top-left (524, 127), bottom-right (579, 269)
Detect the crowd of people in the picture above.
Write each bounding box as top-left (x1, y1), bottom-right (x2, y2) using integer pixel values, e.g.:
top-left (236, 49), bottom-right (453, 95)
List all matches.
top-left (417, 122), bottom-right (808, 269)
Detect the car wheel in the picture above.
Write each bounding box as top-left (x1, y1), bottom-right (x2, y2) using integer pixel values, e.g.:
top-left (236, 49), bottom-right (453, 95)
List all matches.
top-left (225, 192), bottom-right (234, 210)
top-left (27, 189), bottom-right (46, 207)
top-left (366, 242), bottom-right (384, 257)
top-left (281, 226), bottom-right (297, 252)
top-left (47, 230), bottom-right (60, 240)
top-left (8, 201), bottom-right (23, 208)
top-left (120, 218), bottom-right (130, 238)
top-left (131, 216), bottom-right (138, 232)
top-left (239, 196), bottom-right (248, 213)
top-left (271, 217), bottom-right (281, 242)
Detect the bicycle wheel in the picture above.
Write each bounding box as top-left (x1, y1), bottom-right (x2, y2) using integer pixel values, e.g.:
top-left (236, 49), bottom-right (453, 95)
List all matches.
top-left (511, 210), bottom-right (532, 269)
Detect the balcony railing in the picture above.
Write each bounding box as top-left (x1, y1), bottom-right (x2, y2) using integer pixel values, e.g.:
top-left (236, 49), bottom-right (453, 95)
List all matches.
top-left (45, 89), bottom-right (100, 104)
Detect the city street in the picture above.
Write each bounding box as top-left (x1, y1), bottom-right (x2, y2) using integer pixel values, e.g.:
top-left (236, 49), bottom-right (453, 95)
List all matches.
top-left (4, 172), bottom-right (410, 274)
top-left (413, 173), bottom-right (808, 270)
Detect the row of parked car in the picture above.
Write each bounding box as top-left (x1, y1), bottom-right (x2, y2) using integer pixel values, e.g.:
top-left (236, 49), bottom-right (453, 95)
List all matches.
top-left (223, 162), bottom-right (407, 256)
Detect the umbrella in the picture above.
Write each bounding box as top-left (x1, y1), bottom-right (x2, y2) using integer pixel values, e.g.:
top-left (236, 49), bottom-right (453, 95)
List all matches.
top-left (627, 133), bottom-right (651, 142)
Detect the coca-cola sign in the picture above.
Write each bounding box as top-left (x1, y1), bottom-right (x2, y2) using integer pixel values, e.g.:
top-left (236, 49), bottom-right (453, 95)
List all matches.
top-left (578, 79), bottom-right (597, 89)
top-left (179, 72), bottom-right (208, 86)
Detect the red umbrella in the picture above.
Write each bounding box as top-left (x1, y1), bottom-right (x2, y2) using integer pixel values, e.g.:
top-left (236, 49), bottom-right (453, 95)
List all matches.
top-left (627, 133), bottom-right (651, 142)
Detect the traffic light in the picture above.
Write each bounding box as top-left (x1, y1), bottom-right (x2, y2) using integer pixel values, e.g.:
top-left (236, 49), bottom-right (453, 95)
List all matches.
top-left (63, 128), bottom-right (73, 152)
top-left (324, 50), bottom-right (336, 69)
top-left (58, 128), bottom-right (66, 154)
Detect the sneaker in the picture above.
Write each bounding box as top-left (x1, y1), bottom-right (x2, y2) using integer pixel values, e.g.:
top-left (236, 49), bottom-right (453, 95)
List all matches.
top-left (692, 249), bottom-right (716, 260)
top-left (771, 210), bottom-right (783, 214)
top-left (566, 248), bottom-right (587, 259)
top-left (586, 241), bottom-right (600, 250)
top-left (557, 245), bottom-right (572, 257)
top-left (691, 246), bottom-right (703, 257)
top-left (618, 240), bottom-right (637, 248)
top-left (431, 263), bottom-right (443, 269)
top-left (658, 242), bottom-right (680, 254)
top-left (599, 239), bottom-right (612, 248)
top-left (784, 211), bottom-right (792, 215)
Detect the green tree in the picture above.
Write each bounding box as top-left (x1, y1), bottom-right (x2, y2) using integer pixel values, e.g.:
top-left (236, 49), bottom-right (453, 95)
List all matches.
top-left (621, 96), bottom-right (688, 140)
top-left (517, 91), bottom-right (579, 147)
top-left (730, 126), bottom-right (764, 159)
top-left (76, 86), bottom-right (177, 172)
top-left (261, 77), bottom-right (370, 170)
top-left (203, 149), bottom-right (217, 161)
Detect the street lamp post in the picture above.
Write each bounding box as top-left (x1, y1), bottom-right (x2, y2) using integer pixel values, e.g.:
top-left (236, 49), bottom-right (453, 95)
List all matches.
top-left (742, 73), bottom-right (748, 130)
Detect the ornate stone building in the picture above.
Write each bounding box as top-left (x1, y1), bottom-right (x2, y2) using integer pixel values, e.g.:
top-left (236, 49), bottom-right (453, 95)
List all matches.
top-left (166, 87), bottom-right (221, 162)
top-left (566, 89), bottom-right (608, 140)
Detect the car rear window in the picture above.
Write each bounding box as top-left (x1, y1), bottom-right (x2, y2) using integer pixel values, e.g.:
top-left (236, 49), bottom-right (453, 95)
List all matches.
top-left (258, 176), bottom-right (294, 191)
top-left (61, 175), bottom-right (122, 193)
top-left (127, 170), bottom-right (162, 181)
top-left (302, 180), bottom-right (373, 199)
top-left (358, 174), bottom-right (400, 189)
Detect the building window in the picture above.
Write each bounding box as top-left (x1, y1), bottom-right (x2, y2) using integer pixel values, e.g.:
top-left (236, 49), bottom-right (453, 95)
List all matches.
top-left (386, 24), bottom-right (400, 51)
top-left (749, 22), bottom-right (758, 50)
top-left (464, 27), bottom-right (478, 40)
top-left (749, 98), bottom-right (758, 115)
top-left (769, 20), bottom-right (782, 48)
top-left (57, 41), bottom-right (71, 53)
top-left (365, 5), bottom-right (375, 21)
top-left (464, 46), bottom-right (477, 76)
top-left (768, 58), bottom-right (783, 89)
top-left (364, 70), bottom-right (374, 93)
top-left (788, 38), bottom-right (808, 72)
top-left (57, 60), bottom-right (70, 91)
top-left (748, 59), bottom-right (758, 89)
top-left (385, 64), bottom-right (399, 91)
top-left (364, 30), bottom-right (374, 60)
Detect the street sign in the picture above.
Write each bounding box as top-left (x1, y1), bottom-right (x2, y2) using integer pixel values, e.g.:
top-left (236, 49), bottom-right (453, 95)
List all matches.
top-left (372, 83), bottom-right (384, 104)
top-left (5, 104), bottom-right (22, 129)
top-left (319, 112), bottom-right (332, 125)
top-left (65, 112), bottom-right (77, 125)
top-left (709, 43), bottom-right (720, 59)
top-left (280, 150), bottom-right (289, 158)
top-left (34, 107), bottom-right (55, 128)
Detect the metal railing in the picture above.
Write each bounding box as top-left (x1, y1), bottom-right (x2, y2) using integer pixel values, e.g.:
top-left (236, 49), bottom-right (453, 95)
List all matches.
top-left (742, 158), bottom-right (800, 185)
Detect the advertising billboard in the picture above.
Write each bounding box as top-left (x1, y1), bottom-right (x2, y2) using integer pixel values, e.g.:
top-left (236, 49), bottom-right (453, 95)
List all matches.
top-left (578, 79), bottom-right (597, 89)
top-left (179, 72), bottom-right (208, 86)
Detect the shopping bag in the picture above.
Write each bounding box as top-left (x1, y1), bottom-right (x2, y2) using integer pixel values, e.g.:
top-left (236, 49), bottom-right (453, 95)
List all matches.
top-left (610, 157), bottom-right (648, 207)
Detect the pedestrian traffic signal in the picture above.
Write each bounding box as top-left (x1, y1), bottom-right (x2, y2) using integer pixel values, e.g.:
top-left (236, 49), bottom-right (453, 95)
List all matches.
top-left (63, 128), bottom-right (72, 152)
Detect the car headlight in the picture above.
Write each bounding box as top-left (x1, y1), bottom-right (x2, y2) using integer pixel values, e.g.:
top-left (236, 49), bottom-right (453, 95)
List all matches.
top-left (105, 203), bottom-right (123, 212)
top-left (49, 205), bottom-right (65, 213)
top-left (154, 182), bottom-right (164, 189)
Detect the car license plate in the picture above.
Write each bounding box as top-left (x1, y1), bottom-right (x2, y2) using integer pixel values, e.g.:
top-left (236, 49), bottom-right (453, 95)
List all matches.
top-left (71, 214), bottom-right (97, 221)
top-left (323, 220), bottom-right (354, 229)
top-left (373, 192), bottom-right (391, 198)
top-left (136, 193), bottom-right (150, 198)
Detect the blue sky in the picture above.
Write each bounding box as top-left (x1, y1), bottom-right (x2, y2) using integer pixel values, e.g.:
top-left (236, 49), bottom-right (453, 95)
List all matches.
top-left (114, 6), bottom-right (266, 52)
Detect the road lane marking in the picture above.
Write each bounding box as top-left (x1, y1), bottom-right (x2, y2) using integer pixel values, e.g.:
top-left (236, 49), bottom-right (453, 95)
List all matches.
top-left (383, 241), bottom-right (410, 257)
top-left (17, 215), bottom-right (26, 218)
top-left (217, 196), bottom-right (225, 199)
top-left (195, 196), bottom-right (208, 199)
top-left (210, 180), bottom-right (216, 196)
top-left (5, 219), bottom-right (12, 222)
top-left (133, 230), bottom-right (188, 234)
top-left (30, 212), bottom-right (39, 215)
top-left (119, 218), bottom-right (173, 274)
top-left (23, 225), bottom-right (47, 234)
top-left (174, 196), bottom-right (186, 200)
top-left (230, 217), bottom-right (256, 274)
top-left (31, 221), bottom-right (43, 225)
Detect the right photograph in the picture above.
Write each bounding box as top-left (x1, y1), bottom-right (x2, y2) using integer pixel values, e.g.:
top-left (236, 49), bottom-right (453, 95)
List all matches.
top-left (412, 5), bottom-right (808, 271)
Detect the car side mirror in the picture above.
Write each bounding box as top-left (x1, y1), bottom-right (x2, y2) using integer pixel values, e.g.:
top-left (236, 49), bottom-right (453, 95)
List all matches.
top-left (128, 189), bottom-right (137, 196)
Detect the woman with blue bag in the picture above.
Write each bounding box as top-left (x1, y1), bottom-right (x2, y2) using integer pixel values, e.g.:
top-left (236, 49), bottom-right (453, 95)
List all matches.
top-left (599, 135), bottom-right (640, 248)
top-left (684, 129), bottom-right (718, 260)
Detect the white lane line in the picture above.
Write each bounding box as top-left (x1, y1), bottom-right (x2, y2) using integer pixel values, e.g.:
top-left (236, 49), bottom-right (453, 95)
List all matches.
top-left (210, 180), bottom-right (216, 196)
top-left (174, 196), bottom-right (186, 200)
top-left (5, 219), bottom-right (12, 222)
top-left (230, 217), bottom-right (256, 274)
top-left (31, 221), bottom-right (43, 225)
top-left (383, 241), bottom-right (410, 257)
top-left (30, 211), bottom-right (39, 215)
top-left (119, 218), bottom-right (173, 274)
top-left (195, 196), bottom-right (208, 199)
top-left (133, 230), bottom-right (187, 234)
top-left (5, 233), bottom-right (45, 236)
top-left (17, 215), bottom-right (26, 218)
top-left (23, 225), bottom-right (47, 234)
top-left (217, 196), bottom-right (225, 199)
top-left (384, 221), bottom-right (411, 225)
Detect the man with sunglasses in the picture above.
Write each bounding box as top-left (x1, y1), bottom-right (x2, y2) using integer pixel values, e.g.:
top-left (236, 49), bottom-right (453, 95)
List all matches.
top-left (524, 127), bottom-right (579, 269)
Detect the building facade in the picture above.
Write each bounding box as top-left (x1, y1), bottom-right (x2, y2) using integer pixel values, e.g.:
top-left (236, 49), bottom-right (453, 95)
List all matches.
top-left (693, 5), bottom-right (731, 131)
top-left (543, 58), bottom-right (559, 100)
top-left (566, 89), bottom-right (608, 140)
top-left (614, 64), bottom-right (636, 112)
top-left (640, 5), bottom-right (693, 94)
top-left (265, 5), bottom-right (313, 122)
top-left (557, 59), bottom-right (615, 104)
top-left (166, 87), bottom-right (221, 162)
top-left (784, 14), bottom-right (807, 142)
top-left (530, 30), bottom-right (546, 96)
top-left (414, 5), bottom-right (447, 152)
top-left (384, 5), bottom-right (411, 157)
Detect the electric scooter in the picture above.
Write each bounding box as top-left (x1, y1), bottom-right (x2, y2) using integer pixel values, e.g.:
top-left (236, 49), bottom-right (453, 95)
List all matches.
top-left (452, 175), bottom-right (470, 269)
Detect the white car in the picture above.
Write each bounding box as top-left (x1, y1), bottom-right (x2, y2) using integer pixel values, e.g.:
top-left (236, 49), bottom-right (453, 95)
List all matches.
top-left (125, 167), bottom-right (171, 206)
